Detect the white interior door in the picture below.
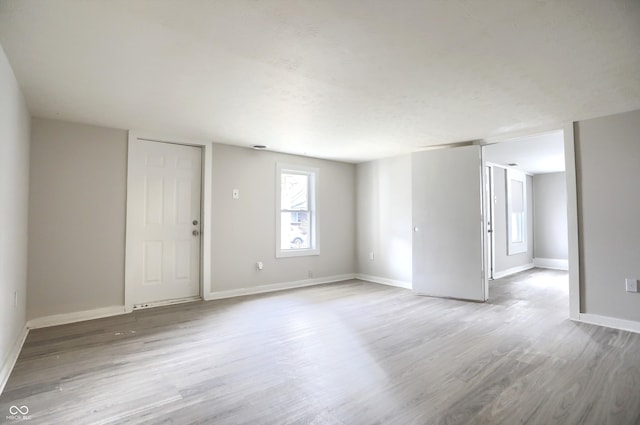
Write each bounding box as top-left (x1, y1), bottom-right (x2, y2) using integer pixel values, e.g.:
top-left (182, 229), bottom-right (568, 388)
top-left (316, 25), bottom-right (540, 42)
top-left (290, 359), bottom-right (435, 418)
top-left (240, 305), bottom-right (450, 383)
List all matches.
top-left (483, 164), bottom-right (495, 301)
top-left (484, 165), bottom-right (495, 281)
top-left (127, 139), bottom-right (202, 307)
top-left (412, 145), bottom-right (485, 301)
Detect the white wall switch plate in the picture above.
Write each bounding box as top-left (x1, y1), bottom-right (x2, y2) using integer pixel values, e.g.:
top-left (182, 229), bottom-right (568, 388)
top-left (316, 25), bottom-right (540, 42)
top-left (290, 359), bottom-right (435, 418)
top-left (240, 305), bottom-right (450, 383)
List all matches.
top-left (232, 189), bottom-right (239, 199)
top-left (626, 278), bottom-right (638, 293)
top-left (369, 252), bottom-right (374, 260)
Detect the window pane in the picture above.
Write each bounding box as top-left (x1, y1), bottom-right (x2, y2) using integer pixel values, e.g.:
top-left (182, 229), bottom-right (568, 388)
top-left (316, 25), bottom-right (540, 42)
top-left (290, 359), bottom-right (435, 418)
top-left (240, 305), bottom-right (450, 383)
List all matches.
top-left (281, 212), bottom-right (310, 250)
top-left (281, 173), bottom-right (308, 210)
top-left (511, 180), bottom-right (524, 213)
top-left (511, 212), bottom-right (523, 243)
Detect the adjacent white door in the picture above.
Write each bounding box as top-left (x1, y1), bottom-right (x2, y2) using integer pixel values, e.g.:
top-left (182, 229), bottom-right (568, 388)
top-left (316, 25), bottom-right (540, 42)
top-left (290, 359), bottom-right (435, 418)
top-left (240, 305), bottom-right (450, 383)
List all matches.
top-left (412, 145), bottom-right (486, 301)
top-left (127, 139), bottom-right (202, 307)
top-left (484, 165), bottom-right (495, 281)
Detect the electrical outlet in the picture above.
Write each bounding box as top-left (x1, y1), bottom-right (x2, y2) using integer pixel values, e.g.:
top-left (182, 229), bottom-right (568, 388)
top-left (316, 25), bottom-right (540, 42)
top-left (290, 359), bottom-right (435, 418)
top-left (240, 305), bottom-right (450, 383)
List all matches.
top-left (369, 251), bottom-right (374, 261)
top-left (626, 278), bottom-right (638, 293)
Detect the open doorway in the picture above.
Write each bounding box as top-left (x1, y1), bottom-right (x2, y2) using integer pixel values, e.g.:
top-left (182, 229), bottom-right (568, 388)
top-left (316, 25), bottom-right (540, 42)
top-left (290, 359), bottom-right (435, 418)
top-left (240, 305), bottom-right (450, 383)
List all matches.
top-left (482, 130), bottom-right (568, 301)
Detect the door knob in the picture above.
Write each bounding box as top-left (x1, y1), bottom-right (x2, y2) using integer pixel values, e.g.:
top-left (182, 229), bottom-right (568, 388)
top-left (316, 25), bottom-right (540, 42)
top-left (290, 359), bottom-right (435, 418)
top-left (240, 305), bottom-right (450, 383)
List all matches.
top-left (193, 230), bottom-right (200, 236)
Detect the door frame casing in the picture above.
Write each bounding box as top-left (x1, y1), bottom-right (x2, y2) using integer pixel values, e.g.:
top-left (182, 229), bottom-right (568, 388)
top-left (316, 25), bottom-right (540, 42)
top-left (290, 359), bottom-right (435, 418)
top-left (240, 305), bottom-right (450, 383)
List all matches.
top-left (480, 123), bottom-right (579, 319)
top-left (124, 131), bottom-right (213, 313)
top-left (483, 164), bottom-right (495, 283)
top-left (563, 123), bottom-right (580, 320)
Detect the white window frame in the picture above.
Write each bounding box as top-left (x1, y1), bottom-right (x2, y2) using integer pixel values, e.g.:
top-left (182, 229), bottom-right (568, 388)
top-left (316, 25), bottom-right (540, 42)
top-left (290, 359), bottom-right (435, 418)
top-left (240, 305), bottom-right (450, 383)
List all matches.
top-left (506, 169), bottom-right (528, 255)
top-left (276, 163), bottom-right (320, 258)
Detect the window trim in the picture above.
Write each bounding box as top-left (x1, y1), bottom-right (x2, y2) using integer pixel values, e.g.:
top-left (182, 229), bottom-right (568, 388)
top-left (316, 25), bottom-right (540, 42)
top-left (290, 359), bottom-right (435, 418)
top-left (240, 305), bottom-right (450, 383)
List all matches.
top-left (506, 169), bottom-right (528, 255)
top-left (276, 163), bottom-right (320, 258)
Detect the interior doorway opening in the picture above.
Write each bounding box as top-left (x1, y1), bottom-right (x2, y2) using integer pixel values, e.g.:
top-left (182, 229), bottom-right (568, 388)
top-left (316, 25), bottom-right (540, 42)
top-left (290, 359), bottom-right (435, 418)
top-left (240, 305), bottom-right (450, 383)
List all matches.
top-left (482, 130), bottom-right (569, 301)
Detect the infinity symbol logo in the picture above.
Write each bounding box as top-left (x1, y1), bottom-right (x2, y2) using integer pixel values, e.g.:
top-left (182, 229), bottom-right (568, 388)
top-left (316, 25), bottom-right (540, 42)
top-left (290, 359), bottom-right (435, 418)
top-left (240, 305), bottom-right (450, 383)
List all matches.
top-left (9, 405), bottom-right (29, 415)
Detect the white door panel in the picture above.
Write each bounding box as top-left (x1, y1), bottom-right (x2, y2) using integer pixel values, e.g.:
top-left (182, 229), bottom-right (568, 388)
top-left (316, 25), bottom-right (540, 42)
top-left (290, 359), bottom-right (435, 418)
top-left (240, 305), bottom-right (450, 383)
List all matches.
top-left (129, 140), bottom-right (202, 306)
top-left (412, 145), bottom-right (485, 301)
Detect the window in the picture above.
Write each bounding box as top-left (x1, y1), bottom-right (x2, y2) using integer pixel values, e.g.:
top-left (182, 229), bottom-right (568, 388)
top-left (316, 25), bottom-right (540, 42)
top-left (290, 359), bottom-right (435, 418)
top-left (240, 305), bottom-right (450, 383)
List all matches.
top-left (276, 163), bottom-right (319, 257)
top-left (507, 169), bottom-right (527, 255)
top-left (510, 179), bottom-right (524, 243)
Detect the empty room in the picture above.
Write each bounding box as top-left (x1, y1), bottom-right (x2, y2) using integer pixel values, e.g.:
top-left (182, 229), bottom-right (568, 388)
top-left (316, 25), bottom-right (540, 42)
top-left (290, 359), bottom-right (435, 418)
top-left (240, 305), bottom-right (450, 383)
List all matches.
top-left (1, 1), bottom-right (640, 424)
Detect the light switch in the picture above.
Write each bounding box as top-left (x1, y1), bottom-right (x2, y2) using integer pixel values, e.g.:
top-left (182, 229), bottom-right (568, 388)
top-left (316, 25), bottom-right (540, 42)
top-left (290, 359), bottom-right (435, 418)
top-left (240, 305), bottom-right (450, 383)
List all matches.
top-left (626, 278), bottom-right (638, 293)
top-left (232, 189), bottom-right (239, 199)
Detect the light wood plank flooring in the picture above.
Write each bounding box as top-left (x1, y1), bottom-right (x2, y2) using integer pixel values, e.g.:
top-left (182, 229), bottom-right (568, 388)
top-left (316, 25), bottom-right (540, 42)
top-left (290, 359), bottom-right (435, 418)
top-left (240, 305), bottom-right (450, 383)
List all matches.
top-left (2, 269), bottom-right (639, 424)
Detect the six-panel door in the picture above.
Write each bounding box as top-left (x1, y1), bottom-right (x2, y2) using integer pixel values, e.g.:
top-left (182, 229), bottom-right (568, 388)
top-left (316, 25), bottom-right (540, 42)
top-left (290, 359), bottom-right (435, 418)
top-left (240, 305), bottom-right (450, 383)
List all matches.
top-left (129, 140), bottom-right (202, 306)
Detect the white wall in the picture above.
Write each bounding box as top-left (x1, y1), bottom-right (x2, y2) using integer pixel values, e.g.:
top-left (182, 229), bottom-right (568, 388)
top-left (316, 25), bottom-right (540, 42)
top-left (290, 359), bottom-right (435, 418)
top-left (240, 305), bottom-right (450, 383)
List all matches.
top-left (493, 168), bottom-right (534, 275)
top-left (26, 120), bottom-right (357, 318)
top-left (17, 108), bottom-right (640, 337)
top-left (211, 144), bottom-right (356, 292)
top-left (533, 172), bottom-right (568, 261)
top-left (28, 118), bottom-right (128, 319)
top-left (575, 109), bottom-right (640, 322)
top-left (356, 155), bottom-right (412, 286)
top-left (0, 45), bottom-right (30, 387)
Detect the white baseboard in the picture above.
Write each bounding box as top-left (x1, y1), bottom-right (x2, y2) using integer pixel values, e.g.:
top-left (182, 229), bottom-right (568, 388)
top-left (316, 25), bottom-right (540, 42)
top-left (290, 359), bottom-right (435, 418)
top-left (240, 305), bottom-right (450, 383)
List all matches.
top-left (534, 258), bottom-right (569, 270)
top-left (493, 263), bottom-right (535, 279)
top-left (0, 325), bottom-right (29, 395)
top-left (356, 274), bottom-right (412, 290)
top-left (205, 274), bottom-right (356, 301)
top-left (132, 296), bottom-right (201, 311)
top-left (27, 305), bottom-right (127, 330)
top-left (577, 313), bottom-right (640, 334)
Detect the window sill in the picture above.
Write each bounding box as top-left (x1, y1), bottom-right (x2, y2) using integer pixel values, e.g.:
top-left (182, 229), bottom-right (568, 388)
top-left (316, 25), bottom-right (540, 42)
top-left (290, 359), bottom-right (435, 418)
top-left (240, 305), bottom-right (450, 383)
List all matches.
top-left (276, 248), bottom-right (320, 258)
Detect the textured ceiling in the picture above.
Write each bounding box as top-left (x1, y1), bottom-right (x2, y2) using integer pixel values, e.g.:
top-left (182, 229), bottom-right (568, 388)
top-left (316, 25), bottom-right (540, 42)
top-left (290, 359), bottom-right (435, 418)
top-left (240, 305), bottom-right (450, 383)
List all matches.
top-left (484, 131), bottom-right (565, 175)
top-left (0, 0), bottom-right (639, 162)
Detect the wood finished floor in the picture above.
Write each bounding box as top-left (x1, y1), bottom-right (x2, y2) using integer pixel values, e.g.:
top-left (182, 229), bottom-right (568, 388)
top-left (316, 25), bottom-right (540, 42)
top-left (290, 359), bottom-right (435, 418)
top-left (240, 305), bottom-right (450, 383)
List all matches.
top-left (2, 269), bottom-right (640, 425)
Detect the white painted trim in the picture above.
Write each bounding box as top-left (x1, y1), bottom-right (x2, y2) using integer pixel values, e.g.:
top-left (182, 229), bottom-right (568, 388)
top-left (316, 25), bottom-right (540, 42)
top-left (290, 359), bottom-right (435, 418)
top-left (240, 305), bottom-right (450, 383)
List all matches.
top-left (275, 162), bottom-right (320, 258)
top-left (492, 263), bottom-right (535, 279)
top-left (26, 306), bottom-right (127, 329)
top-left (533, 258), bottom-right (569, 270)
top-left (202, 141), bottom-right (213, 300)
top-left (124, 131), bottom-right (137, 313)
top-left (133, 296), bottom-right (201, 310)
top-left (356, 274), bottom-right (412, 290)
top-left (205, 274), bottom-right (355, 301)
top-left (564, 123), bottom-right (581, 320)
top-left (0, 325), bottom-right (28, 395)
top-left (478, 149), bottom-right (488, 301)
top-left (577, 313), bottom-right (640, 334)
top-left (125, 131), bottom-right (213, 312)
